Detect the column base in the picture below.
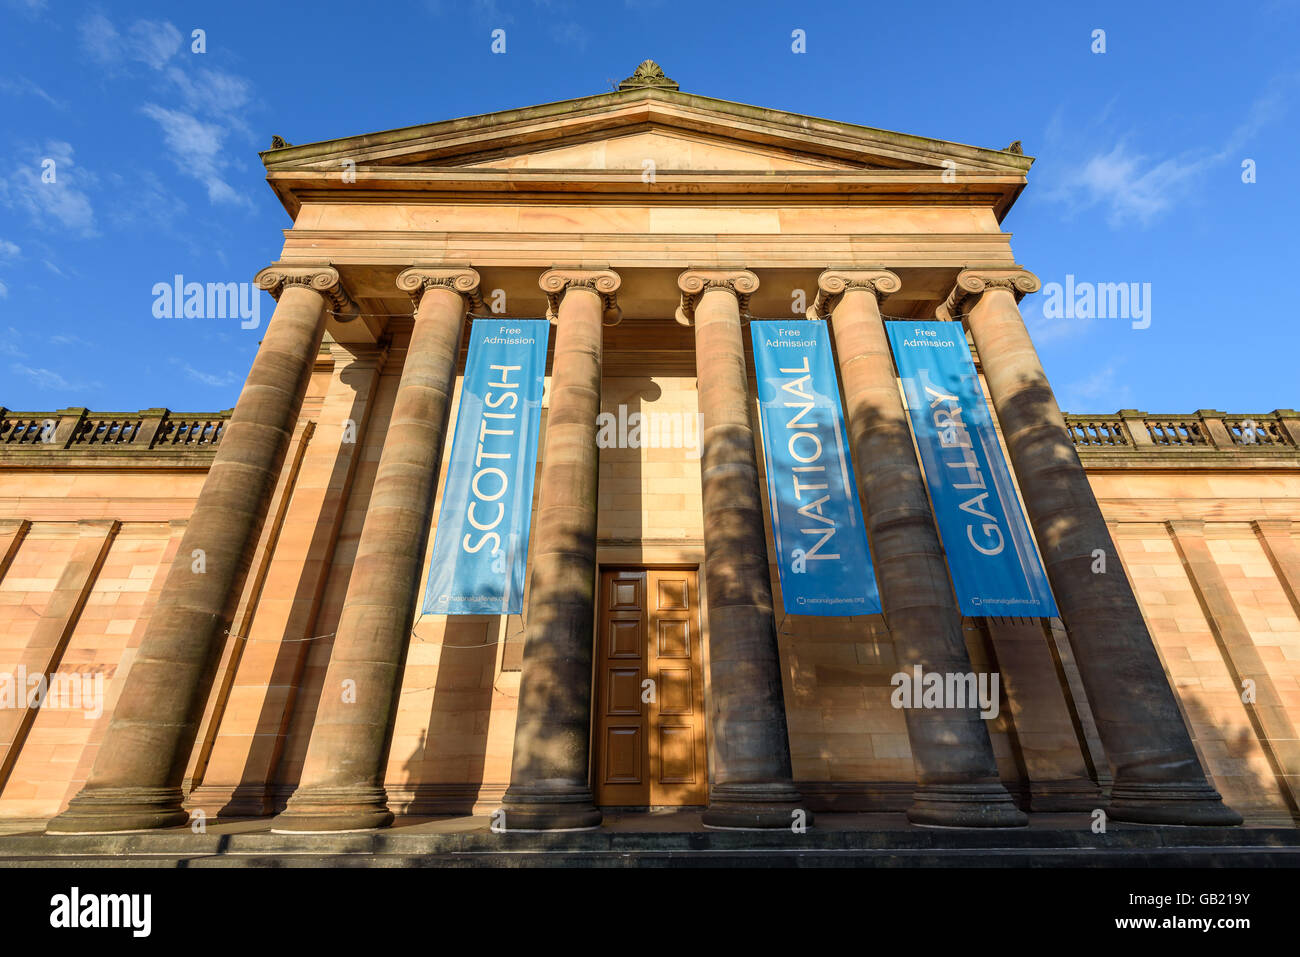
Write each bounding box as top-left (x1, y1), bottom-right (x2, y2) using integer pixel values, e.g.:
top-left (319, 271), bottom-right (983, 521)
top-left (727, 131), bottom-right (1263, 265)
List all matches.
top-left (702, 782), bottom-right (812, 830)
top-left (497, 783), bottom-right (602, 831)
top-left (271, 785), bottom-right (394, 833)
top-left (907, 783), bottom-right (1029, 828)
top-left (46, 786), bottom-right (190, 834)
top-left (1107, 781), bottom-right (1243, 826)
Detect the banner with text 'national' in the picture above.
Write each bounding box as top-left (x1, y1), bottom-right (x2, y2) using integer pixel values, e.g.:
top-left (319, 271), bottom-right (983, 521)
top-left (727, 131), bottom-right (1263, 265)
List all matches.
top-left (750, 319), bottom-right (881, 617)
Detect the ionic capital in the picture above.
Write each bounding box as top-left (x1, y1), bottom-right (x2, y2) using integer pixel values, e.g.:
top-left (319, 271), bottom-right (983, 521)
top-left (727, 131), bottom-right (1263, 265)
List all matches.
top-left (808, 268), bottom-right (901, 319)
top-left (254, 262), bottom-right (359, 320)
top-left (396, 265), bottom-right (482, 315)
top-left (674, 268), bottom-right (759, 326)
top-left (936, 267), bottom-right (1040, 321)
top-left (539, 267), bottom-right (622, 325)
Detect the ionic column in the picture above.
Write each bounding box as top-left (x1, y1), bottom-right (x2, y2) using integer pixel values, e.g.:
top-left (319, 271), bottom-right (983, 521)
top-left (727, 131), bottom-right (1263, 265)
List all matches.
top-left (813, 269), bottom-right (1025, 826)
top-left (48, 263), bottom-right (351, 833)
top-left (677, 268), bottom-right (807, 829)
top-left (940, 268), bottom-right (1240, 825)
top-left (274, 266), bottom-right (479, 832)
top-left (498, 267), bottom-right (620, 831)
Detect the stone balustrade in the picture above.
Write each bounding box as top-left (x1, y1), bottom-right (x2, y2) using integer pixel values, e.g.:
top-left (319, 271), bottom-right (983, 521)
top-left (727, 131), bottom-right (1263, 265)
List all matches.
top-left (3, 406), bottom-right (1295, 456)
top-left (1066, 410), bottom-right (1300, 451)
top-left (0, 407), bottom-right (231, 452)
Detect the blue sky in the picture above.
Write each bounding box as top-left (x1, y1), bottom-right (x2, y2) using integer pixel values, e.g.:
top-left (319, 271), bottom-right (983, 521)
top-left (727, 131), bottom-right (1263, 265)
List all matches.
top-left (1, 0), bottom-right (1297, 414)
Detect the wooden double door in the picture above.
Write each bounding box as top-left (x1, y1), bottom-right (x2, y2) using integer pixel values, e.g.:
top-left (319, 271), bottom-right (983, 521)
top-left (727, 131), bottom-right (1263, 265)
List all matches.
top-left (593, 568), bottom-right (708, 807)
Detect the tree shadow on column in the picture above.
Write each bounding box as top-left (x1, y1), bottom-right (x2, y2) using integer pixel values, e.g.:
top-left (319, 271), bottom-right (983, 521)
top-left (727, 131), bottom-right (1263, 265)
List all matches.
top-left (265, 360), bottom-right (396, 809)
top-left (213, 356), bottom-right (378, 819)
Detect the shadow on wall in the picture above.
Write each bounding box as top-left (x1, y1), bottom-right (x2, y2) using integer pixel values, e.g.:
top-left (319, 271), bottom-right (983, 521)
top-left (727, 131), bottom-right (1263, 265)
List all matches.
top-left (1179, 693), bottom-right (1299, 826)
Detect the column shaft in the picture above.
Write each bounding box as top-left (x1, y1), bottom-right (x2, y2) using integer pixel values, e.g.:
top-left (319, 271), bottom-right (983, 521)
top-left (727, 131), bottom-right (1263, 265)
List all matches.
top-left (954, 271), bottom-right (1240, 825)
top-left (48, 270), bottom-right (337, 833)
top-left (498, 269), bottom-right (617, 830)
top-left (275, 269), bottom-right (476, 832)
top-left (681, 269), bottom-right (806, 829)
top-left (822, 273), bottom-right (1025, 826)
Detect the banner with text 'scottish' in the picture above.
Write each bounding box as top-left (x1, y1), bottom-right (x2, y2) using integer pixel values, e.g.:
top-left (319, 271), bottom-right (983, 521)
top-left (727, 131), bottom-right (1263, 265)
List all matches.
top-left (422, 319), bottom-right (549, 615)
top-left (885, 321), bottom-right (1057, 617)
top-left (750, 320), bottom-right (881, 616)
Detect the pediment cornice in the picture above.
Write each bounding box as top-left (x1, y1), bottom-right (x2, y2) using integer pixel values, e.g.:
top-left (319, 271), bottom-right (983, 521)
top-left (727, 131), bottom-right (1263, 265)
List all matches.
top-left (263, 89), bottom-right (1032, 172)
top-left (260, 87), bottom-right (1032, 221)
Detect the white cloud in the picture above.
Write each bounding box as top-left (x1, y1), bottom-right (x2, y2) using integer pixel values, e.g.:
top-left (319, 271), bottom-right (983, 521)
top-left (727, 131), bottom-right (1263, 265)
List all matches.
top-left (9, 363), bottom-right (98, 392)
top-left (0, 328), bottom-right (25, 358)
top-left (104, 170), bottom-right (188, 232)
top-left (1057, 362), bottom-right (1133, 413)
top-left (1042, 76), bottom-right (1296, 229)
top-left (0, 239), bottom-right (19, 259)
top-left (165, 67), bottom-right (253, 127)
top-left (50, 333), bottom-right (93, 347)
top-left (0, 76), bottom-right (67, 110)
top-left (470, 0), bottom-right (515, 23)
top-left (79, 13), bottom-right (122, 64)
top-left (0, 281), bottom-right (7, 298)
top-left (1021, 294), bottom-right (1095, 346)
top-left (141, 104), bottom-right (247, 206)
top-left (183, 364), bottom-right (240, 387)
top-left (0, 141), bottom-right (97, 237)
top-left (127, 19), bottom-right (184, 69)
top-left (75, 14), bottom-right (259, 210)
top-left (79, 14), bottom-right (182, 71)
top-left (548, 22), bottom-right (590, 50)
top-left (1053, 142), bottom-right (1213, 228)
top-left (7, 0), bottom-right (49, 15)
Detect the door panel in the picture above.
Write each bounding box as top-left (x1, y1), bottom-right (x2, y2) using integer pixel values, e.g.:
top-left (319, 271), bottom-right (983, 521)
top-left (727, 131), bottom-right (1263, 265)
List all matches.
top-left (603, 727), bottom-right (641, 783)
top-left (593, 567), bottom-right (707, 806)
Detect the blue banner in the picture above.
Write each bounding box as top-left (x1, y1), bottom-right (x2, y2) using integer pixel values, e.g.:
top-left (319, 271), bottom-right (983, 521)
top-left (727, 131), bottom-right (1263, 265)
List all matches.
top-left (750, 320), bottom-right (881, 617)
top-left (885, 321), bottom-right (1057, 617)
top-left (422, 319), bottom-right (549, 615)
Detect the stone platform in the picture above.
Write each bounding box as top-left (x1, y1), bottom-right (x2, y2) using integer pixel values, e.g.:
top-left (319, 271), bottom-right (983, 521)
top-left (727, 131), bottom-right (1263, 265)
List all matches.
top-left (1, 812), bottom-right (1298, 867)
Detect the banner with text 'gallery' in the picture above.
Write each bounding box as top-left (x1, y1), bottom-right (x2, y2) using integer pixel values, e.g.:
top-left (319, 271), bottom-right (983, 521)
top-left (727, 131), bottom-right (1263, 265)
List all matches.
top-left (750, 320), bottom-right (881, 617)
top-left (885, 321), bottom-right (1057, 617)
top-left (422, 319), bottom-right (549, 616)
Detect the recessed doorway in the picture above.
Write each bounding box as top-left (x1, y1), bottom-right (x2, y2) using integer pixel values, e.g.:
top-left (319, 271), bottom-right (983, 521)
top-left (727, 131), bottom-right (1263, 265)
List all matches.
top-left (592, 567), bottom-right (707, 807)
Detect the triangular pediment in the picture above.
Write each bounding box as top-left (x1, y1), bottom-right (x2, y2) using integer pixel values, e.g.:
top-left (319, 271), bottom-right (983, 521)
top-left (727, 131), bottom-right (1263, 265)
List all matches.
top-left (460, 129), bottom-right (861, 172)
top-left (263, 87), bottom-right (1031, 176)
top-left (259, 78), bottom-right (1033, 220)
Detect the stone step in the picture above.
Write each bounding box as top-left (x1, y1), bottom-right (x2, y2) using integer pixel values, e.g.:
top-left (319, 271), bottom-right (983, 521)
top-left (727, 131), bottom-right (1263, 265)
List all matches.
top-left (3, 845), bottom-right (1300, 868)
top-left (2, 825), bottom-right (1298, 867)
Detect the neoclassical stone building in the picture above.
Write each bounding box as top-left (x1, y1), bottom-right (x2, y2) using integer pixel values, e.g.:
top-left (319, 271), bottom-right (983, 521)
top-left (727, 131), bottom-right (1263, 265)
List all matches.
top-left (3, 63), bottom-right (1299, 833)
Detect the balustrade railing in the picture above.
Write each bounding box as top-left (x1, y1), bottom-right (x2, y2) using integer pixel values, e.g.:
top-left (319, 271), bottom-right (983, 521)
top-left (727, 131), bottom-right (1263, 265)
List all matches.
top-left (1065, 410), bottom-right (1300, 451)
top-left (0, 407), bottom-right (231, 452)
top-left (1, 405), bottom-right (1295, 456)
